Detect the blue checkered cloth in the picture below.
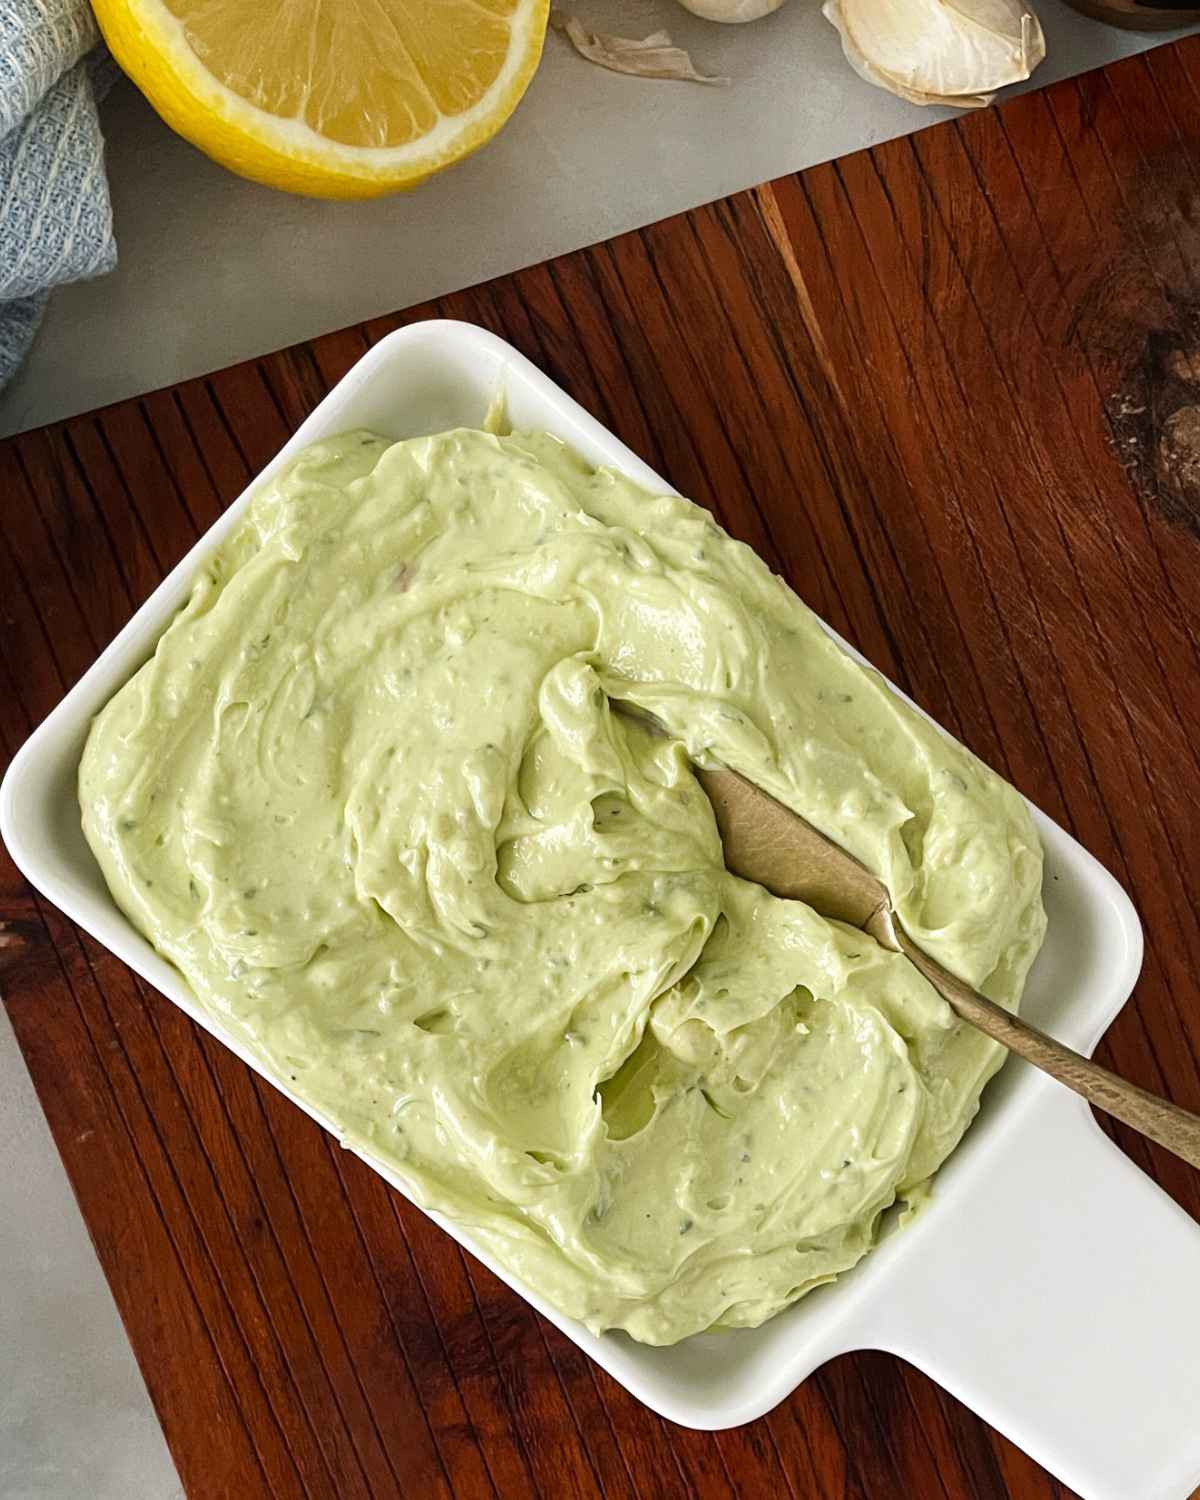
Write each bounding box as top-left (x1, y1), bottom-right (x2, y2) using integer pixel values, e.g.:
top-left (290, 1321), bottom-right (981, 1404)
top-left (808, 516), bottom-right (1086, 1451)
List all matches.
top-left (1, 1), bottom-right (117, 389)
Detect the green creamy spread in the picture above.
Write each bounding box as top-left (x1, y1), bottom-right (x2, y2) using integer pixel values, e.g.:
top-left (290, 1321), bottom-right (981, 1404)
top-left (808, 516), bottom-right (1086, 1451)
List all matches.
top-left (80, 426), bottom-right (1046, 1344)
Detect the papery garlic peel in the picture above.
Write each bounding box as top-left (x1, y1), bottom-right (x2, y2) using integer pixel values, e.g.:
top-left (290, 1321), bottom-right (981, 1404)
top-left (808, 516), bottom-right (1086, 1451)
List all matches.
top-left (824, 0), bottom-right (1045, 109)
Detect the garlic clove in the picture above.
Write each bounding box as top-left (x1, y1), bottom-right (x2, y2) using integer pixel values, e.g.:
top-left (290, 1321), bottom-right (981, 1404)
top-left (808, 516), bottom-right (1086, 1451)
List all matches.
top-left (674, 0), bottom-right (786, 22)
top-left (823, 0), bottom-right (1045, 109)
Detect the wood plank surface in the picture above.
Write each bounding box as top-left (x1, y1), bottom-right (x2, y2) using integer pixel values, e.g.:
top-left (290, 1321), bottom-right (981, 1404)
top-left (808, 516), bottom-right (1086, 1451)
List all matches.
top-left (3, 37), bottom-right (1200, 1500)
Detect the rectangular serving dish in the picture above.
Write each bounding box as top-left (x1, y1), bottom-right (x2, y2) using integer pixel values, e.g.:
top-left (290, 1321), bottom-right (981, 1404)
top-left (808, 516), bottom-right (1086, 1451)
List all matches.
top-left (5, 321), bottom-right (1200, 1500)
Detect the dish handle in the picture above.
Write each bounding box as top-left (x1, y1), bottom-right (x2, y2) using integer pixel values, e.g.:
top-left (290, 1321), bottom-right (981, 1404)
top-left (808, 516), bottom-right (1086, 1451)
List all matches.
top-left (844, 1078), bottom-right (1200, 1500)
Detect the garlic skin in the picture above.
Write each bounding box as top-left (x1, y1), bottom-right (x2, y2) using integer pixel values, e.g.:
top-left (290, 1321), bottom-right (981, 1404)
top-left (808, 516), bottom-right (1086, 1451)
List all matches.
top-left (675, 0), bottom-right (785, 22)
top-left (553, 12), bottom-right (728, 83)
top-left (823, 0), bottom-right (1045, 109)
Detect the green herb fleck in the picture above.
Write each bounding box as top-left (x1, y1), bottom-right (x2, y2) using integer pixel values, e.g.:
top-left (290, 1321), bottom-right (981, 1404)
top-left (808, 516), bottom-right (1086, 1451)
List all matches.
top-left (699, 1087), bottom-right (731, 1120)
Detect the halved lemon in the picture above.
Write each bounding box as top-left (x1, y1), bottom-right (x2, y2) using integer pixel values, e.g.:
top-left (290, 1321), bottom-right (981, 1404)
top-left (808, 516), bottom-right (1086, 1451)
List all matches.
top-left (92, 0), bottom-right (550, 199)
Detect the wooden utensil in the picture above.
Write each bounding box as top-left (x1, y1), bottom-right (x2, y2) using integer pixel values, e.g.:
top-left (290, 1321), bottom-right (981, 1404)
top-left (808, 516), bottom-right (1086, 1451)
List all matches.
top-left (686, 752), bottom-right (1200, 1170)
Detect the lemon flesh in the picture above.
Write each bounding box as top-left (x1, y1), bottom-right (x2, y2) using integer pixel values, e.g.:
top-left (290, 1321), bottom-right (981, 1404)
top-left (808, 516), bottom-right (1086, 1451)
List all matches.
top-left (93, 0), bottom-right (549, 198)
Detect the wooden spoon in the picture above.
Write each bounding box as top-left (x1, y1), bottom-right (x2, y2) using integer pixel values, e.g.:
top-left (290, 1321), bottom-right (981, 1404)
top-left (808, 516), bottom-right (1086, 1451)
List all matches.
top-left (692, 757), bottom-right (1200, 1171)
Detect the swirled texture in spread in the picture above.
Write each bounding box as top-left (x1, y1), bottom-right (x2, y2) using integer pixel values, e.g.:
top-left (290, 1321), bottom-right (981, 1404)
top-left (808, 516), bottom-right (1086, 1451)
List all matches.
top-left (80, 427), bottom-right (1045, 1344)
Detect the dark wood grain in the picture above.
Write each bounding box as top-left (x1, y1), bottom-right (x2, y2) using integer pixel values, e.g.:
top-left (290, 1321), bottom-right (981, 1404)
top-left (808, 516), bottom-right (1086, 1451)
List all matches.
top-left (3, 38), bottom-right (1200, 1500)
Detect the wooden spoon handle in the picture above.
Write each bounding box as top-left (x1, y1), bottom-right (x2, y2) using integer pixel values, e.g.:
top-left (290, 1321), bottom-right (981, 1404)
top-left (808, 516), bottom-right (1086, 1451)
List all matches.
top-left (894, 926), bottom-right (1200, 1171)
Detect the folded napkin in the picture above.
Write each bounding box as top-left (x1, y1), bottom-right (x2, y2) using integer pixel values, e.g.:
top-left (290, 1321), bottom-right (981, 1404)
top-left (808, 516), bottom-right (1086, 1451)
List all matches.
top-left (1, 1), bottom-right (117, 390)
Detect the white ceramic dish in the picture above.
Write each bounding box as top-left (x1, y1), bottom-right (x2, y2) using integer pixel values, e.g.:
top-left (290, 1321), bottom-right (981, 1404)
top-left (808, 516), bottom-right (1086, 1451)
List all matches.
top-left (4, 321), bottom-right (1200, 1500)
